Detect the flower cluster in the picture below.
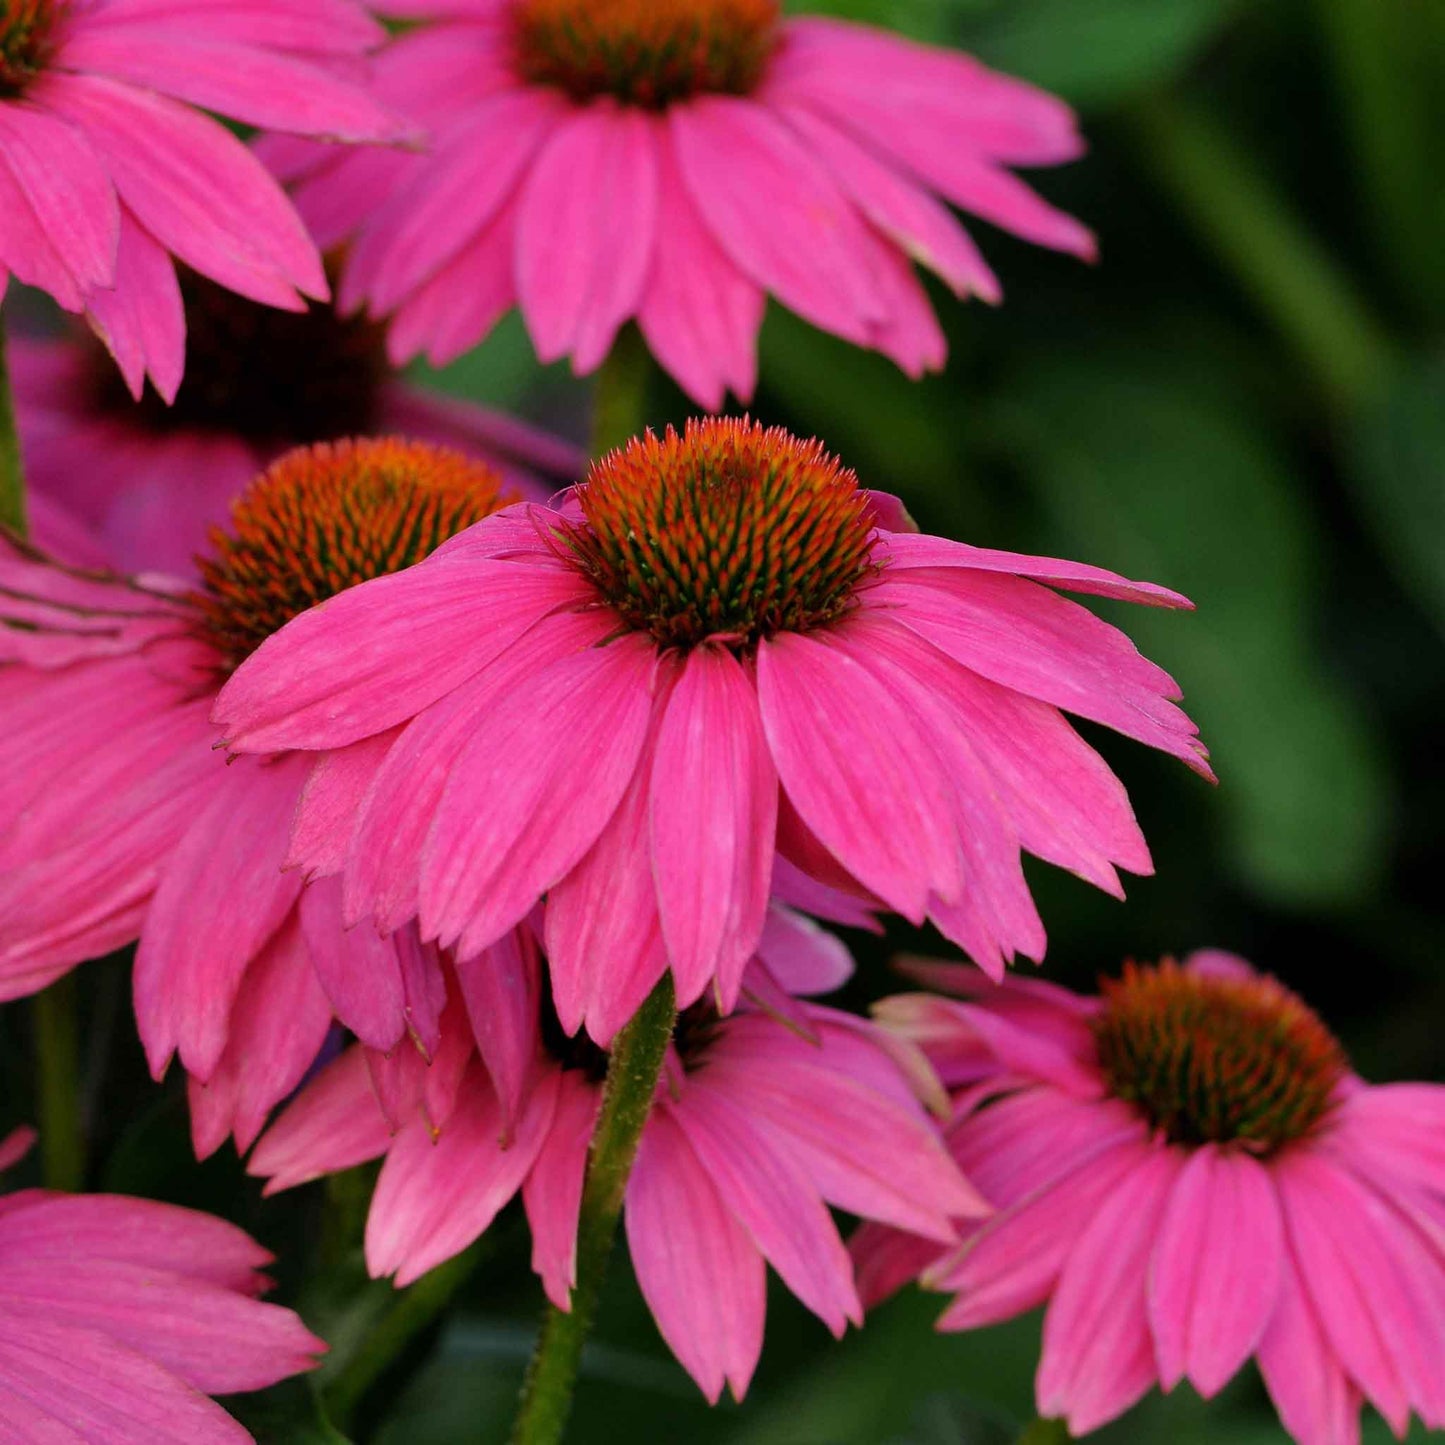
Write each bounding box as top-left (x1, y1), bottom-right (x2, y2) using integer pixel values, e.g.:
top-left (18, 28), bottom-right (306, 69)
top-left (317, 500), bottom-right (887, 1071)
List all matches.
top-left (0, 4), bottom-right (1437, 1444)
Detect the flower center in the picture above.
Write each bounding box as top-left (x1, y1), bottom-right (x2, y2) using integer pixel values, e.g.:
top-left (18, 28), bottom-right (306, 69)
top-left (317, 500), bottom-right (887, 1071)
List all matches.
top-left (92, 271), bottom-right (389, 442)
top-left (195, 438), bottom-right (514, 673)
top-left (0, 0), bottom-right (56, 96)
top-left (565, 418), bottom-right (876, 651)
top-left (1092, 959), bottom-right (1348, 1153)
top-left (509, 0), bottom-right (779, 107)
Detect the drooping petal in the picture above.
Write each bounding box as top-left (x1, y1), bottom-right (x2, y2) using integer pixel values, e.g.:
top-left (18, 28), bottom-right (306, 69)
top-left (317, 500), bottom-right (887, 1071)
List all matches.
top-left (650, 645), bottom-right (777, 1012)
top-left (454, 927), bottom-right (543, 1131)
top-left (1147, 1144), bottom-right (1283, 1397)
top-left (625, 1105), bottom-right (766, 1403)
top-left (522, 1068), bottom-right (600, 1310)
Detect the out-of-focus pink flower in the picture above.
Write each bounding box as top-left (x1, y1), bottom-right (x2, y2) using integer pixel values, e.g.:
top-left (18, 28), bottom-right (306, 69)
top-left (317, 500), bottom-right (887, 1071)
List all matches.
top-left (852, 952), bottom-right (1445, 1445)
top-left (0, 439), bottom-right (524, 1156)
top-left (266, 0), bottom-right (1094, 408)
top-left (0, 0), bottom-right (412, 399)
top-left (217, 418), bottom-right (1211, 1044)
top-left (250, 916), bottom-right (983, 1403)
top-left (10, 279), bottom-right (582, 575)
top-left (0, 1126), bottom-right (323, 1441)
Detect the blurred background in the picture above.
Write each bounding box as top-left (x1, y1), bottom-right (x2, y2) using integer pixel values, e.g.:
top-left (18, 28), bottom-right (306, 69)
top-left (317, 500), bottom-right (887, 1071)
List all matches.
top-left (3, 0), bottom-right (1442, 1439)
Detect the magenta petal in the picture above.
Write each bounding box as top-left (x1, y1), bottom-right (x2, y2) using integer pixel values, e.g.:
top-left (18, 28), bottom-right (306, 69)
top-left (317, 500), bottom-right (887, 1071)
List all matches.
top-left (1147, 1144), bottom-right (1283, 1397)
top-left (420, 634), bottom-right (658, 958)
top-left (0, 102), bottom-right (118, 293)
top-left (215, 555), bottom-right (595, 754)
top-left (757, 630), bottom-right (963, 921)
top-left (248, 1048), bottom-right (394, 1194)
top-left (671, 96), bottom-right (884, 344)
top-left (1257, 1257), bottom-right (1365, 1445)
top-left (133, 754), bottom-right (310, 1081)
top-left (625, 1104), bottom-right (766, 1403)
top-left (365, 1061), bottom-right (557, 1287)
top-left (1036, 1145), bottom-right (1182, 1435)
top-left (650, 645), bottom-right (777, 1012)
top-left (522, 1068), bottom-right (600, 1310)
top-left (287, 729), bottom-right (400, 880)
top-left (516, 103), bottom-right (659, 373)
top-left (454, 927), bottom-right (543, 1131)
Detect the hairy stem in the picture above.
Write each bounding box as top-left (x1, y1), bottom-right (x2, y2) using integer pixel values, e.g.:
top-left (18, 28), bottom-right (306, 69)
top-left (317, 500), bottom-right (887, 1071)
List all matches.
top-left (509, 975), bottom-right (677, 1445)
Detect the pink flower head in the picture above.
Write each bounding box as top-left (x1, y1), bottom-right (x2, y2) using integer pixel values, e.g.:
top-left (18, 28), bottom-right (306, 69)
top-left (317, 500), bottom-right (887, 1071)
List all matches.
top-left (0, 439), bottom-right (528, 1155)
top-left (267, 0), bottom-right (1094, 407)
top-left (0, 0), bottom-right (408, 399)
top-left (9, 277), bottom-right (583, 576)
top-left (216, 418), bottom-right (1212, 1044)
top-left (853, 953), bottom-right (1445, 1445)
top-left (249, 916), bottom-right (985, 1403)
top-left (0, 1126), bottom-right (324, 1441)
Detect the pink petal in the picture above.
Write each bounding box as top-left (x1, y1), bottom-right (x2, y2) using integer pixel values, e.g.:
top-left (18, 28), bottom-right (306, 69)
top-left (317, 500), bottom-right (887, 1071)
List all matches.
top-left (133, 753), bottom-right (311, 1081)
top-left (751, 903), bottom-right (854, 997)
top-left (636, 119), bottom-right (763, 409)
top-left (522, 1068), bottom-right (600, 1310)
top-left (849, 1220), bottom-right (947, 1309)
top-left (650, 645), bottom-right (777, 1012)
top-left (420, 634), bottom-right (658, 958)
top-left (625, 1105), bottom-right (766, 1403)
top-left (216, 554), bottom-right (593, 753)
top-left (287, 729), bottom-right (401, 879)
top-left (1147, 1144), bottom-right (1283, 1397)
top-left (671, 96), bottom-right (884, 345)
top-left (454, 927), bottom-right (543, 1131)
top-left (248, 1048), bottom-right (392, 1194)
top-left (365, 1061), bottom-right (557, 1287)
top-left (1036, 1145), bottom-right (1183, 1435)
top-left (1257, 1257), bottom-right (1365, 1445)
top-left (516, 103), bottom-right (659, 373)
top-left (676, 1081), bottom-right (861, 1335)
top-left (756, 629), bottom-right (964, 921)
top-left (0, 102), bottom-right (118, 293)
top-left (186, 910), bottom-right (332, 1158)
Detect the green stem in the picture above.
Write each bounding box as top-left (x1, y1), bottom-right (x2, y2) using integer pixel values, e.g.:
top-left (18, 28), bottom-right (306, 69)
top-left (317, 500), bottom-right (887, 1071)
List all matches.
top-left (0, 309), bottom-right (27, 535)
top-left (1015, 1419), bottom-right (1071, 1445)
top-left (1310, 0), bottom-right (1444, 316)
top-left (509, 975), bottom-right (678, 1445)
top-left (1130, 93), bottom-right (1397, 410)
top-left (34, 976), bottom-right (85, 1191)
top-left (322, 1242), bottom-right (484, 1431)
top-left (589, 325), bottom-right (652, 459)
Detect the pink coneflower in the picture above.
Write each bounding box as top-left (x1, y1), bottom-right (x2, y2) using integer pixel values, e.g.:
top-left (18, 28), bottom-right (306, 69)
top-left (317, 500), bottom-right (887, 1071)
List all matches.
top-left (216, 417), bottom-right (1211, 1044)
top-left (0, 439), bottom-right (521, 1155)
top-left (265, 0), bottom-right (1094, 408)
top-left (852, 952), bottom-right (1445, 1445)
top-left (10, 275), bottom-right (583, 575)
top-left (0, 0), bottom-right (405, 398)
top-left (0, 1126), bottom-right (324, 1441)
top-left (249, 921), bottom-right (984, 1402)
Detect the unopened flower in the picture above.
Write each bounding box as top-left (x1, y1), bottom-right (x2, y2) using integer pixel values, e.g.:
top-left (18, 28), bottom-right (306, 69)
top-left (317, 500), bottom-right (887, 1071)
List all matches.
top-left (268, 0), bottom-right (1093, 407)
top-left (0, 439), bottom-right (518, 1154)
top-left (217, 418), bottom-right (1210, 1042)
top-left (0, 1126), bottom-right (323, 1441)
top-left (0, 0), bottom-right (406, 397)
top-left (249, 919), bottom-right (982, 1402)
top-left (10, 274), bottom-right (582, 574)
top-left (854, 953), bottom-right (1445, 1445)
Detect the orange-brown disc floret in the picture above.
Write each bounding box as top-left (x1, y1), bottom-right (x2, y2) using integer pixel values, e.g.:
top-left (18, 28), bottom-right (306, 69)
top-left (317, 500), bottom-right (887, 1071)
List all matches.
top-left (1092, 959), bottom-right (1348, 1154)
top-left (196, 438), bottom-right (515, 672)
top-left (510, 0), bottom-right (780, 107)
top-left (0, 0), bottom-right (56, 95)
top-left (566, 417), bottom-right (877, 651)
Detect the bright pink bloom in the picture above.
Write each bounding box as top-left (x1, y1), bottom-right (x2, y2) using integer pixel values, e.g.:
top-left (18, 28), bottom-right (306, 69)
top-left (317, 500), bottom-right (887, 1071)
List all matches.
top-left (0, 1127), bottom-right (323, 1441)
top-left (852, 952), bottom-right (1445, 1445)
top-left (216, 418), bottom-right (1211, 1044)
top-left (250, 918), bottom-right (984, 1402)
top-left (9, 285), bottom-right (581, 575)
top-left (0, 0), bottom-right (406, 398)
top-left (266, 0), bottom-right (1093, 408)
top-left (0, 440), bottom-right (527, 1156)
